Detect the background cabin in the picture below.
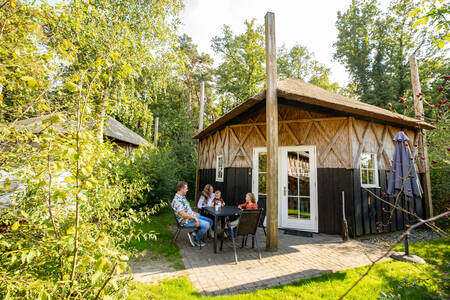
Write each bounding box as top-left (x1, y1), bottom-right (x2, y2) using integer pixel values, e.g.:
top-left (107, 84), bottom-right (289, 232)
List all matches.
top-left (14, 115), bottom-right (147, 151)
top-left (194, 78), bottom-right (434, 237)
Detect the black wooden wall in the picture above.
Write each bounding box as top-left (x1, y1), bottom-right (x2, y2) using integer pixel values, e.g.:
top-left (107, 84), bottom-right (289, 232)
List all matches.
top-left (198, 167), bottom-right (425, 237)
top-left (198, 168), bottom-right (252, 207)
top-left (351, 170), bottom-right (425, 237)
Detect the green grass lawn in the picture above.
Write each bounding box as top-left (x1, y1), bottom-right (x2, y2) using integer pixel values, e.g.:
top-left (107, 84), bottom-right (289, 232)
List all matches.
top-left (124, 206), bottom-right (184, 269)
top-left (126, 236), bottom-right (449, 299)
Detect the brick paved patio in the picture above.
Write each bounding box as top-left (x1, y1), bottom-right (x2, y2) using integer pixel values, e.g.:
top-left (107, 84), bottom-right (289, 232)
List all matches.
top-left (185, 229), bottom-right (390, 295)
top-left (132, 228), bottom-right (389, 296)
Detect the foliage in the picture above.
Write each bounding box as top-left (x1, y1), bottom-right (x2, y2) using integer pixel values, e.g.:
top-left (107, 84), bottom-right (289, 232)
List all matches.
top-left (277, 44), bottom-right (339, 92)
top-left (148, 78), bottom-right (199, 201)
top-left (0, 0), bottom-right (184, 298)
top-left (178, 34), bottom-right (214, 115)
top-left (212, 19), bottom-right (341, 113)
top-left (0, 112), bottom-right (160, 298)
top-left (0, 0), bottom-right (52, 122)
top-left (119, 146), bottom-right (179, 209)
top-left (334, 0), bottom-right (449, 110)
top-left (212, 19), bottom-right (266, 112)
top-left (409, 0), bottom-right (450, 49)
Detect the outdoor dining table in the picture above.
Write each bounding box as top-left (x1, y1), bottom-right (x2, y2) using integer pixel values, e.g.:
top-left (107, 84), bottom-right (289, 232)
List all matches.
top-left (202, 206), bottom-right (240, 253)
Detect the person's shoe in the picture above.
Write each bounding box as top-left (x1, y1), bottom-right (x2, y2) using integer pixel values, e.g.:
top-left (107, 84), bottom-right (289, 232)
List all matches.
top-left (193, 240), bottom-right (205, 247)
top-left (187, 232), bottom-right (195, 247)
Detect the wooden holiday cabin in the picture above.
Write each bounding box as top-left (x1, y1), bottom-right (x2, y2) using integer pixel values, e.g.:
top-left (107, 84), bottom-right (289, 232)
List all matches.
top-left (194, 78), bottom-right (434, 237)
top-left (14, 115), bottom-right (148, 151)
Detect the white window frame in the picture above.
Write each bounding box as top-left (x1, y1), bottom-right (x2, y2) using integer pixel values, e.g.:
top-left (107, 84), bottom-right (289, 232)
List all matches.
top-left (216, 155), bottom-right (224, 182)
top-left (360, 152), bottom-right (379, 188)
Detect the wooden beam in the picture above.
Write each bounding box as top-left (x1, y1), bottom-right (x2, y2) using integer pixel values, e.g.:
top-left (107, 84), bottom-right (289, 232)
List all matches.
top-left (254, 125), bottom-right (266, 143)
top-left (409, 55), bottom-right (433, 218)
top-left (228, 117), bottom-right (348, 128)
top-left (198, 81), bottom-right (205, 132)
top-left (300, 122), bottom-right (313, 145)
top-left (265, 12), bottom-right (278, 251)
top-left (319, 120), bottom-right (347, 167)
top-left (353, 121), bottom-right (370, 168)
top-left (347, 117), bottom-right (352, 169)
top-left (153, 117), bottom-right (159, 146)
top-left (284, 123), bottom-right (300, 145)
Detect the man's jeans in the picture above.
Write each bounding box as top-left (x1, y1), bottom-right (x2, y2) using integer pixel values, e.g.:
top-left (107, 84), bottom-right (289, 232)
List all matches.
top-left (184, 216), bottom-right (212, 241)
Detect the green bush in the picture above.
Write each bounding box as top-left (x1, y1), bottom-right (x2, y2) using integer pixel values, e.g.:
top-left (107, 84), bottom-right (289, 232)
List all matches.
top-left (119, 146), bottom-right (179, 209)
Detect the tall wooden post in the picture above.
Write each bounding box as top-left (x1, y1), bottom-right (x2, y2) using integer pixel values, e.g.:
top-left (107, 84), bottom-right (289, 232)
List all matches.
top-left (265, 12), bottom-right (278, 251)
top-left (154, 117), bottom-right (159, 146)
top-left (195, 82), bottom-right (205, 205)
top-left (199, 81), bottom-right (205, 132)
top-left (409, 55), bottom-right (433, 218)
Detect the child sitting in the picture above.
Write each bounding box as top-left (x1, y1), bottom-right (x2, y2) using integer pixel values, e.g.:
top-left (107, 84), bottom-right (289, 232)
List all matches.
top-left (238, 192), bottom-right (258, 210)
top-left (212, 190), bottom-right (225, 207)
top-left (229, 193), bottom-right (258, 228)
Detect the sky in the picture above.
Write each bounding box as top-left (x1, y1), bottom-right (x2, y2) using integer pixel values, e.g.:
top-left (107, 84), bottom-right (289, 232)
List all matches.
top-left (179, 0), bottom-right (390, 87)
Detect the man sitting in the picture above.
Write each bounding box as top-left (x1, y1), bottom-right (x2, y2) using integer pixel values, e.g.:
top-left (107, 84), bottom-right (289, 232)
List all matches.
top-left (171, 181), bottom-right (212, 247)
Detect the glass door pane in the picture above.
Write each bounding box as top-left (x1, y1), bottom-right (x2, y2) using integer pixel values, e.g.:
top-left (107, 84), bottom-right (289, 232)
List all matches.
top-left (287, 151), bottom-right (311, 220)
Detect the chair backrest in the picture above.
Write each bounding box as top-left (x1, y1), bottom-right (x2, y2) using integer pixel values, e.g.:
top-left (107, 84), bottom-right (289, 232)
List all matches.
top-left (257, 196), bottom-right (266, 227)
top-left (236, 208), bottom-right (263, 236)
top-left (169, 200), bottom-right (183, 229)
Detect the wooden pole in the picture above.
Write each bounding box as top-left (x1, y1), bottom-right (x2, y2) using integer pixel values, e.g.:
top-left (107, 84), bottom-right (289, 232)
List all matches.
top-left (195, 81), bottom-right (205, 206)
top-left (265, 12), bottom-right (278, 251)
top-left (409, 55), bottom-right (433, 218)
top-left (199, 81), bottom-right (205, 132)
top-left (154, 117), bottom-right (159, 146)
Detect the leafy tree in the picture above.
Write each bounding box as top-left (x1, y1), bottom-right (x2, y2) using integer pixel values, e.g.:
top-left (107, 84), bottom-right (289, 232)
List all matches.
top-left (178, 34), bottom-right (214, 113)
top-left (278, 44), bottom-right (339, 92)
top-left (213, 20), bottom-right (340, 112)
top-left (0, 0), bottom-right (185, 297)
top-left (334, 0), bottom-right (448, 110)
top-left (212, 19), bottom-right (266, 111)
top-left (409, 0), bottom-right (450, 49)
top-left (0, 1), bottom-right (54, 122)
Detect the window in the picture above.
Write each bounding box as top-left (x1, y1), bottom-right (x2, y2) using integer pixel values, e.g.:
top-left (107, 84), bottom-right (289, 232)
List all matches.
top-left (360, 153), bottom-right (378, 187)
top-left (216, 155), bottom-right (224, 182)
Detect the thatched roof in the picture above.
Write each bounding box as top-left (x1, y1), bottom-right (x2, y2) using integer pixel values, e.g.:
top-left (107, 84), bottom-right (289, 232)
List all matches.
top-left (14, 115), bottom-right (147, 146)
top-left (104, 116), bottom-right (147, 146)
top-left (194, 78), bottom-right (434, 139)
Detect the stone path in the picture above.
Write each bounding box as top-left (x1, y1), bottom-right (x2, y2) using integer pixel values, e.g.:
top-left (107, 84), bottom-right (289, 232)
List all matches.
top-left (177, 229), bottom-right (388, 296)
top-left (129, 251), bottom-right (188, 284)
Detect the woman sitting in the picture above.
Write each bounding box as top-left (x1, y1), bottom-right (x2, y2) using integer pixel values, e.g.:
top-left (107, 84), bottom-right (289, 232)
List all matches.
top-left (197, 184), bottom-right (214, 209)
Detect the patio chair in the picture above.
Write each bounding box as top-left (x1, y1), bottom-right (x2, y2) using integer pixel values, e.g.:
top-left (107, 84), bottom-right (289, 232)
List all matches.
top-left (242, 207), bottom-right (265, 248)
top-left (170, 205), bottom-right (202, 249)
top-left (221, 208), bottom-right (263, 263)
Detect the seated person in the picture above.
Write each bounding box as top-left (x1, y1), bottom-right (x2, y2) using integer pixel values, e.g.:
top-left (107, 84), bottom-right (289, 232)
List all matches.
top-left (171, 181), bottom-right (212, 247)
top-left (197, 184), bottom-right (215, 209)
top-left (229, 193), bottom-right (258, 228)
top-left (212, 190), bottom-right (225, 207)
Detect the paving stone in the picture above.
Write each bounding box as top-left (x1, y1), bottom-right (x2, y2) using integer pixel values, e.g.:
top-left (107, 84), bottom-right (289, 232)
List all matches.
top-left (131, 229), bottom-right (388, 296)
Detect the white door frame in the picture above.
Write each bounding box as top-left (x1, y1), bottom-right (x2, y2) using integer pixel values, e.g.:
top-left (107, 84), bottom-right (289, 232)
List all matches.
top-left (252, 146), bottom-right (318, 232)
top-left (279, 146), bottom-right (318, 232)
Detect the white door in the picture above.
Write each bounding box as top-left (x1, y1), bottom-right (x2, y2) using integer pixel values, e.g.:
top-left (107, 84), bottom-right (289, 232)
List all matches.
top-left (279, 146), bottom-right (318, 232)
top-left (252, 146), bottom-right (318, 232)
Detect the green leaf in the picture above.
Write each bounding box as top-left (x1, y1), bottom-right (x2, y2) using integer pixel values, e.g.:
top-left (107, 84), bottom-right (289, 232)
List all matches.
top-left (11, 221), bottom-right (20, 231)
top-left (65, 82), bottom-right (78, 93)
top-left (20, 76), bottom-right (39, 89)
top-left (91, 270), bottom-right (103, 284)
top-left (26, 250), bottom-right (35, 263)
